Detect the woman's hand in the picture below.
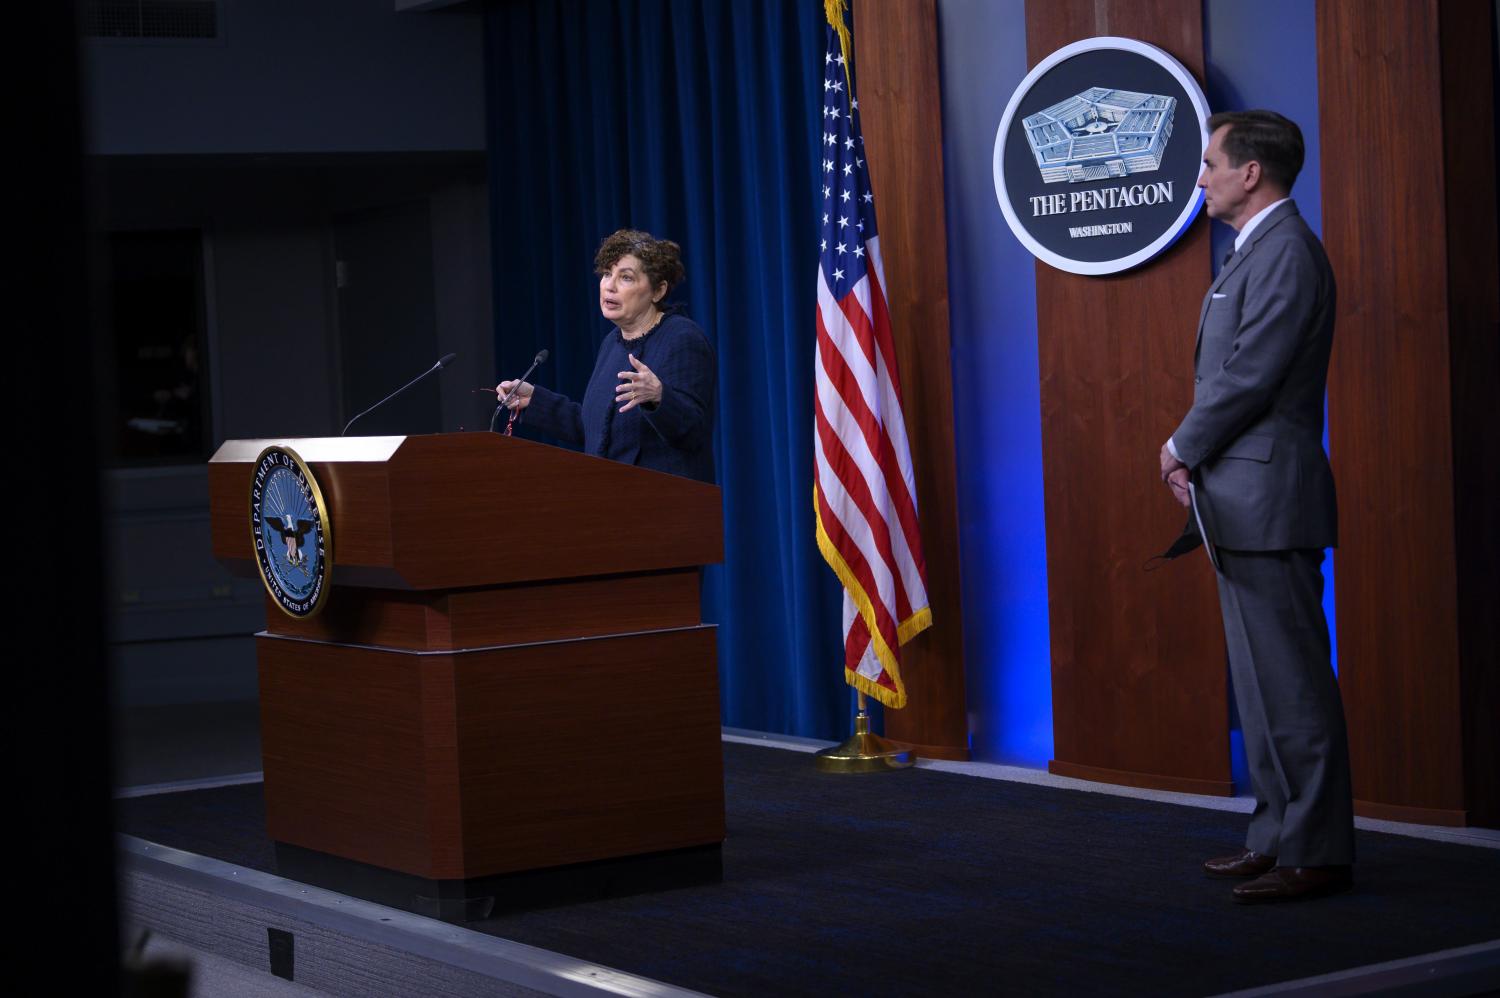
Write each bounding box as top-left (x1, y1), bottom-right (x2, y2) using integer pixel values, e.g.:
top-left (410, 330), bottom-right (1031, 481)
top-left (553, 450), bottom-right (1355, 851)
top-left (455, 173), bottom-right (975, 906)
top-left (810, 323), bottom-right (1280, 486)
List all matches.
top-left (496, 379), bottom-right (534, 411)
top-left (616, 354), bottom-right (662, 412)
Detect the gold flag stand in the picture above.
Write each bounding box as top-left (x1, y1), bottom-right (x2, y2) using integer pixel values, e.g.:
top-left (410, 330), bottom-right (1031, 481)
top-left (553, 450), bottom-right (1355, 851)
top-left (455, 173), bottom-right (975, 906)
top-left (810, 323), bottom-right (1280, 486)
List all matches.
top-left (814, 691), bottom-right (916, 772)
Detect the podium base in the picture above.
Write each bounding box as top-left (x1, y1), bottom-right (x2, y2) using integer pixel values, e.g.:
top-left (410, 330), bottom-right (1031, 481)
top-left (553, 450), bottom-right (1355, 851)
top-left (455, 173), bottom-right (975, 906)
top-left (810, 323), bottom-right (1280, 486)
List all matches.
top-left (274, 841), bottom-right (723, 923)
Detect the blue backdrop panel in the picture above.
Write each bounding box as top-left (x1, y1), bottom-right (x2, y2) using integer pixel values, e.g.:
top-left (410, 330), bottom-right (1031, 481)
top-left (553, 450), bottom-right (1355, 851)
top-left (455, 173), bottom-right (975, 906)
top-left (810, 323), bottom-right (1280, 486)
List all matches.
top-left (935, 0), bottom-right (1052, 766)
top-left (482, 0), bottom-right (850, 738)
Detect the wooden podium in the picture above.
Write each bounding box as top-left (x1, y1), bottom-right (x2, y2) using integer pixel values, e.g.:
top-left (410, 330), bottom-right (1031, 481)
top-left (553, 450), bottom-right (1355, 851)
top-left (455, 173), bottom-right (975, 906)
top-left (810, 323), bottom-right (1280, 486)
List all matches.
top-left (208, 433), bottom-right (726, 919)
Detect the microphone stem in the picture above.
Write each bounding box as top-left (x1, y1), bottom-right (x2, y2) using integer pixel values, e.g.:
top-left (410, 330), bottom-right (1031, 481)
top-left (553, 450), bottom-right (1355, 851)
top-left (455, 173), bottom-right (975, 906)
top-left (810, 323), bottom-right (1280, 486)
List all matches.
top-left (342, 362), bottom-right (441, 436)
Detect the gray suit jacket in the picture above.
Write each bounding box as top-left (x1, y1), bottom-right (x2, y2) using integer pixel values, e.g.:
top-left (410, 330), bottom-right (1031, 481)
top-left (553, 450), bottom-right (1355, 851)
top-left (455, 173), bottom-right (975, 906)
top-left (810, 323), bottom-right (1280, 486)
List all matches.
top-left (1172, 200), bottom-right (1337, 551)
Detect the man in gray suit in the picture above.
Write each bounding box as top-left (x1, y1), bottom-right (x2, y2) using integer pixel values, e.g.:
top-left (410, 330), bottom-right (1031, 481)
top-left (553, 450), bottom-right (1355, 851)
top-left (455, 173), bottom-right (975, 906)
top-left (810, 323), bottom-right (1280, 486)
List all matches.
top-left (1160, 110), bottom-right (1355, 903)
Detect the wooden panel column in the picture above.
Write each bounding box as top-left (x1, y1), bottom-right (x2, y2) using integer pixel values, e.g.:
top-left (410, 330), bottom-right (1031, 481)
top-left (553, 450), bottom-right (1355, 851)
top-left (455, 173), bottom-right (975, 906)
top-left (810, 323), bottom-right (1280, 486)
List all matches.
top-left (1026, 1), bottom-right (1230, 794)
top-left (1317, 0), bottom-right (1499, 827)
top-left (856, 0), bottom-right (969, 759)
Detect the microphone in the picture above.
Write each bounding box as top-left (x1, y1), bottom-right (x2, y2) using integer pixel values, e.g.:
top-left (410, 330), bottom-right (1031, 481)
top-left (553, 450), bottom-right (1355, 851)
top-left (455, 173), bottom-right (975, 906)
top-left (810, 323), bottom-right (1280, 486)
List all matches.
top-left (341, 353), bottom-right (458, 436)
top-left (491, 349), bottom-right (549, 433)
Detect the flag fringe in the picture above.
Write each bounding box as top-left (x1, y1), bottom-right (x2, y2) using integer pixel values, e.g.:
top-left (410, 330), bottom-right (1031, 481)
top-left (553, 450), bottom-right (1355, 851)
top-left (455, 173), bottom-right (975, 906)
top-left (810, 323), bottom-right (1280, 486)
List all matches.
top-left (844, 666), bottom-right (901, 709)
top-left (823, 0), bottom-right (854, 91)
top-left (813, 485), bottom-right (932, 710)
top-left (897, 605), bottom-right (933, 645)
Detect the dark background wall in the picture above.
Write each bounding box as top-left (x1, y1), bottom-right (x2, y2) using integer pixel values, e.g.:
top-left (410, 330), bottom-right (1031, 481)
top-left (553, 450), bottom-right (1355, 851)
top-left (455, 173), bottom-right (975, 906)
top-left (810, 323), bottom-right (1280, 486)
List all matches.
top-left (87, 0), bottom-right (494, 709)
top-left (84, 0), bottom-right (485, 155)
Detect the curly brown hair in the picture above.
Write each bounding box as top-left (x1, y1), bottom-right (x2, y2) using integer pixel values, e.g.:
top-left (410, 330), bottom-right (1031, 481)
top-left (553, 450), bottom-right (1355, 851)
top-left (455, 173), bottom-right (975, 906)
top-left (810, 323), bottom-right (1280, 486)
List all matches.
top-left (594, 229), bottom-right (686, 298)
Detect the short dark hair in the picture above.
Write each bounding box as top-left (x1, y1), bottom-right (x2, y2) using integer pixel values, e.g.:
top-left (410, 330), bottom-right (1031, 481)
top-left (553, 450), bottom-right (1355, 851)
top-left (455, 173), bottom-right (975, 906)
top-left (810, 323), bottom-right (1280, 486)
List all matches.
top-left (594, 229), bottom-right (686, 297)
top-left (1206, 110), bottom-right (1305, 192)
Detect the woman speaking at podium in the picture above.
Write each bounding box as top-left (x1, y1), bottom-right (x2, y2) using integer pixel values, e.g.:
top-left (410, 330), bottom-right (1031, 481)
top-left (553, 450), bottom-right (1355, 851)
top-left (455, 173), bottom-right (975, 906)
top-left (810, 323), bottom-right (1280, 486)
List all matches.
top-left (496, 229), bottom-right (717, 484)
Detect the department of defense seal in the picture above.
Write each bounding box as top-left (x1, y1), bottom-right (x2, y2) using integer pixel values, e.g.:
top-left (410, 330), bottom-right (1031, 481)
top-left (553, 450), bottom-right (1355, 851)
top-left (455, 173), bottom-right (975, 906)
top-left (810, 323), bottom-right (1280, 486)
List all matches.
top-left (250, 446), bottom-right (332, 618)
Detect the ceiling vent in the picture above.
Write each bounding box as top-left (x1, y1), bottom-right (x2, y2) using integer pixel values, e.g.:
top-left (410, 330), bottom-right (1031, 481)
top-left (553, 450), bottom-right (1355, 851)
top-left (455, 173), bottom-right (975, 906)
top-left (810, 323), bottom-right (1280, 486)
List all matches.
top-left (82, 0), bottom-right (219, 40)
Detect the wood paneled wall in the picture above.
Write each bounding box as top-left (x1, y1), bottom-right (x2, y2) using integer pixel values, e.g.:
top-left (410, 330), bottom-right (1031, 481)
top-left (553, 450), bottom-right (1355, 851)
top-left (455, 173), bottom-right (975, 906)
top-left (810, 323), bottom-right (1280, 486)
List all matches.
top-left (855, 0), bottom-right (969, 759)
top-left (1317, 0), bottom-right (1499, 827)
top-left (1023, 0), bottom-right (1230, 794)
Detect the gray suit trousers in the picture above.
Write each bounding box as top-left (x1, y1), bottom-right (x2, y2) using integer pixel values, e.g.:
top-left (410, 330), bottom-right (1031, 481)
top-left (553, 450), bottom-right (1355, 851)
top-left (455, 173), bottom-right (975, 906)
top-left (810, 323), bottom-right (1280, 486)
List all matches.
top-left (1215, 548), bottom-right (1355, 866)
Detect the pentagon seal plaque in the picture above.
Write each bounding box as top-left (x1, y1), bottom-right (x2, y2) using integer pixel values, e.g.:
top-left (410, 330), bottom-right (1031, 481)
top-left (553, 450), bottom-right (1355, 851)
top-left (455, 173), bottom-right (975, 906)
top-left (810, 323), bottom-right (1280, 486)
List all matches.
top-left (994, 36), bottom-right (1211, 275)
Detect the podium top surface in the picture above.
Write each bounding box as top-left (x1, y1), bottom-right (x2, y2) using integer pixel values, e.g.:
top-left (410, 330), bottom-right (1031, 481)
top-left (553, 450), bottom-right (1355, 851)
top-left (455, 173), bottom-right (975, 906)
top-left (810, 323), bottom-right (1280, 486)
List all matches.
top-left (210, 436), bottom-right (406, 464)
top-left (209, 432), bottom-right (723, 590)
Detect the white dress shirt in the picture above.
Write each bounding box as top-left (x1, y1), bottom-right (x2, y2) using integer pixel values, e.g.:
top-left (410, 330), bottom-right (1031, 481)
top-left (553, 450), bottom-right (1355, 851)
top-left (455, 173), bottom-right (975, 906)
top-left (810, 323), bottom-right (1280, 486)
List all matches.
top-left (1233, 197), bottom-right (1290, 254)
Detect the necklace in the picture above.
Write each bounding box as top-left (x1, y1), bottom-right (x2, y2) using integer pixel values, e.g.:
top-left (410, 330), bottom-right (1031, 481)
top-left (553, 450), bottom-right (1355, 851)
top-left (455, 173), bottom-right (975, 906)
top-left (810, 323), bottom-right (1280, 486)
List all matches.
top-left (622, 308), bottom-right (665, 341)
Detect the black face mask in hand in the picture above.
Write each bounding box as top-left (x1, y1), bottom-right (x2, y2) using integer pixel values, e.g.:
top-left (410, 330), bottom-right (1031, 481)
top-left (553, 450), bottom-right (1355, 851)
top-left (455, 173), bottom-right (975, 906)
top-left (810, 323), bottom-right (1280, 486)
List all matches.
top-left (1144, 513), bottom-right (1203, 572)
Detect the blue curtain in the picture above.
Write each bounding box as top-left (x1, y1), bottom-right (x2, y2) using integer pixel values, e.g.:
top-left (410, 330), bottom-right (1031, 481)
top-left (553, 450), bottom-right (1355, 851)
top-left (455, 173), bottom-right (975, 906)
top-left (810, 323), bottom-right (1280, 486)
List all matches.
top-left (483, 0), bottom-right (851, 738)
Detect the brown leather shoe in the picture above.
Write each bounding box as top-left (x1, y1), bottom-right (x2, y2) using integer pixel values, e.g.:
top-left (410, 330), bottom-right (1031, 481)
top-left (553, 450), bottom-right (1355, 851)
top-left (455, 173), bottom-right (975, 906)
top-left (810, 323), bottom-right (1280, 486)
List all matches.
top-left (1232, 866), bottom-right (1353, 904)
top-left (1203, 849), bottom-right (1277, 878)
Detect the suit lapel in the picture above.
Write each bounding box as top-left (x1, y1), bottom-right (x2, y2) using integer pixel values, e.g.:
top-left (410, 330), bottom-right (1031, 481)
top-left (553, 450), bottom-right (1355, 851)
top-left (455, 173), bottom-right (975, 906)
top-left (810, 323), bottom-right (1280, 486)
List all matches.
top-left (1193, 201), bottom-right (1302, 365)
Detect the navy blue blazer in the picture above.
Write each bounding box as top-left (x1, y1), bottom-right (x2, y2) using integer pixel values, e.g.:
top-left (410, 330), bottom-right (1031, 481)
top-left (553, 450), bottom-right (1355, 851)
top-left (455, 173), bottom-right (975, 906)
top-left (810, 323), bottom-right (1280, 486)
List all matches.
top-left (525, 311), bottom-right (717, 483)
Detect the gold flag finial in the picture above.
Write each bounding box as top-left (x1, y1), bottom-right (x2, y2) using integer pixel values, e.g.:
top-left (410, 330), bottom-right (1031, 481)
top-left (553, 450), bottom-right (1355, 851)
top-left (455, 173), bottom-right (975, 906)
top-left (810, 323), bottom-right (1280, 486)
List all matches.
top-left (824, 0), bottom-right (853, 92)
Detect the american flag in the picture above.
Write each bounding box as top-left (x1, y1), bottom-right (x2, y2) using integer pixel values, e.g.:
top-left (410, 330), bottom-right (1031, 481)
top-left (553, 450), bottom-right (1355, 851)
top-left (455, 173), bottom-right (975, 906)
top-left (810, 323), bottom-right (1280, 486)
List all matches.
top-left (813, 0), bottom-right (930, 710)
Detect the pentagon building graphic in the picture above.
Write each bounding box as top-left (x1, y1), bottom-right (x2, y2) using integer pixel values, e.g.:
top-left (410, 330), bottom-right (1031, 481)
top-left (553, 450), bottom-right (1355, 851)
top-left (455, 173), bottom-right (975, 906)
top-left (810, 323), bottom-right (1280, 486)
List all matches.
top-left (1023, 88), bottom-right (1176, 184)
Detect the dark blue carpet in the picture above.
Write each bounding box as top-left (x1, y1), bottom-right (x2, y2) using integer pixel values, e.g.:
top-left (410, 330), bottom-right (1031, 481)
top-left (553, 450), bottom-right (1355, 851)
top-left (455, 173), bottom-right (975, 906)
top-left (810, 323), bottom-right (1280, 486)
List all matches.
top-left (117, 742), bottom-right (1500, 996)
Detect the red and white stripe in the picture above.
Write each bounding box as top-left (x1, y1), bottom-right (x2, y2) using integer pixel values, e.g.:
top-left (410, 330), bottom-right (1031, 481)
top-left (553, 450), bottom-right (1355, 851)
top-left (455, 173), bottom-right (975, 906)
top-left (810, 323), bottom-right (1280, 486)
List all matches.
top-left (813, 235), bottom-right (930, 709)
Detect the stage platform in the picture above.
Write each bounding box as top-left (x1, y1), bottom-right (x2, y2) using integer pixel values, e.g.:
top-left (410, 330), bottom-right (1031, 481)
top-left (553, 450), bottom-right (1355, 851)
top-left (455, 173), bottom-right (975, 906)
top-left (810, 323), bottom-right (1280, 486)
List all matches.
top-left (116, 728), bottom-right (1500, 997)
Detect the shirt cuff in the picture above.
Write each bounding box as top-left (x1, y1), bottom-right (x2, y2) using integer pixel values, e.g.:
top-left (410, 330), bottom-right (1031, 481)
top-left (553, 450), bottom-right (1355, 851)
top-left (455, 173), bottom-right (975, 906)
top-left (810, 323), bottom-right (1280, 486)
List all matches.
top-left (1167, 437), bottom-right (1181, 461)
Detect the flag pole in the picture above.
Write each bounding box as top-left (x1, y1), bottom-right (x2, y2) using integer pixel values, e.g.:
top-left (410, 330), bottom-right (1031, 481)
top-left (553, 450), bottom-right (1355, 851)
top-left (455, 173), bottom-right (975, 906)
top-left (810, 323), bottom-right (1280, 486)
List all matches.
top-left (814, 689), bottom-right (916, 772)
top-left (812, 0), bottom-right (930, 767)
